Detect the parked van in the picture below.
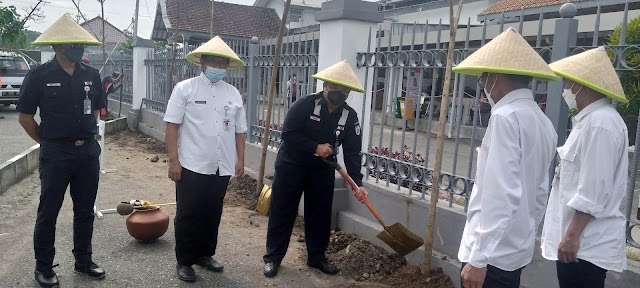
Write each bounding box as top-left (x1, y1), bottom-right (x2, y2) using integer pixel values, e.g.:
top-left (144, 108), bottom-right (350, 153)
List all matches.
top-left (0, 51), bottom-right (30, 107)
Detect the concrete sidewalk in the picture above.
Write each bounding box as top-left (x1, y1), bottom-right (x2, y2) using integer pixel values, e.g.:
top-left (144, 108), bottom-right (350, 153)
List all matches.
top-left (0, 131), bottom-right (357, 288)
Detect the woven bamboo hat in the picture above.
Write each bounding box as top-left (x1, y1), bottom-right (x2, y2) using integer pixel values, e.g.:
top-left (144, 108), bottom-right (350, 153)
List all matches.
top-left (186, 36), bottom-right (244, 69)
top-left (32, 15), bottom-right (101, 46)
top-left (549, 46), bottom-right (627, 104)
top-left (313, 60), bottom-right (364, 93)
top-left (453, 27), bottom-right (559, 81)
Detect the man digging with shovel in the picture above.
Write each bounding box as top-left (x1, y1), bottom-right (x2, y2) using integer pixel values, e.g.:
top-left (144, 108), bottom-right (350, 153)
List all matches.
top-left (453, 27), bottom-right (559, 288)
top-left (263, 60), bottom-right (368, 278)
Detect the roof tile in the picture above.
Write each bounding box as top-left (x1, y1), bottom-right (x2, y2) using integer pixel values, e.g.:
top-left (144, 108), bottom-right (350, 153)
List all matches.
top-left (166, 0), bottom-right (282, 38)
top-left (479, 0), bottom-right (585, 16)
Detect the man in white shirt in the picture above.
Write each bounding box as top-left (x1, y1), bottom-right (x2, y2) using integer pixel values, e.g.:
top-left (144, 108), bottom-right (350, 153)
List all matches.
top-left (452, 27), bottom-right (559, 288)
top-left (541, 46), bottom-right (629, 288)
top-left (163, 36), bottom-right (247, 283)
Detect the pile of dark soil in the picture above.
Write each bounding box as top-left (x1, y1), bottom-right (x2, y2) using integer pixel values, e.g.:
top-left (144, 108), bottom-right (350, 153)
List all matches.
top-left (111, 129), bottom-right (166, 154)
top-left (382, 266), bottom-right (455, 288)
top-left (225, 175), bottom-right (259, 210)
top-left (326, 231), bottom-right (406, 281)
top-left (326, 231), bottom-right (455, 288)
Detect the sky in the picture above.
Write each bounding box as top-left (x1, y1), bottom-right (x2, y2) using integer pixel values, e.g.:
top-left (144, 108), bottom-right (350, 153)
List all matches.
top-left (5, 0), bottom-right (256, 39)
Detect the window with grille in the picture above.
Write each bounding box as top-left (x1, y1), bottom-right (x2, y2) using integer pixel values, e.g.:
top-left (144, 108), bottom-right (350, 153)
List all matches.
top-left (288, 7), bottom-right (303, 23)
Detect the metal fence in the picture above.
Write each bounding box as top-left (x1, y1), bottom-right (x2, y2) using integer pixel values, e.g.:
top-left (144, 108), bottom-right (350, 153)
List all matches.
top-left (358, 18), bottom-right (554, 209)
top-left (85, 52), bottom-right (133, 106)
top-left (357, 3), bottom-right (639, 248)
top-left (143, 39), bottom-right (250, 113)
top-left (250, 32), bottom-right (321, 148)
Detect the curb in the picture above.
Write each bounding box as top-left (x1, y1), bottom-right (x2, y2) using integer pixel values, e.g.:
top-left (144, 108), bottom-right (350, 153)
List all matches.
top-left (0, 117), bottom-right (128, 196)
top-left (0, 144), bottom-right (40, 195)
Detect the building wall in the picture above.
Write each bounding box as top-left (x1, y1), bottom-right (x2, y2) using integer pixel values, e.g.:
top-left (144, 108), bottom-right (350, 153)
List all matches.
top-left (265, 1), bottom-right (321, 29)
top-left (385, 0), bottom-right (490, 25)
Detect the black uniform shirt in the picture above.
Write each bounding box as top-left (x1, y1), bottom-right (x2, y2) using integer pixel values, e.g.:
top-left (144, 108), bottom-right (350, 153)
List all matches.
top-left (277, 92), bottom-right (363, 187)
top-left (17, 57), bottom-right (105, 141)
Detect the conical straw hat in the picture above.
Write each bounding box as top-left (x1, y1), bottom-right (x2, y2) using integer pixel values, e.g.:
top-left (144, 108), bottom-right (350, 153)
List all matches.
top-left (186, 36), bottom-right (244, 69)
top-left (549, 46), bottom-right (627, 104)
top-left (32, 15), bottom-right (101, 46)
top-left (453, 27), bottom-right (558, 81)
top-left (313, 60), bottom-right (364, 93)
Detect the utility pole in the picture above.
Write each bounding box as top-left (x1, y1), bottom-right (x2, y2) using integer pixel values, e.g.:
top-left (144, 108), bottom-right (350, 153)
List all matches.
top-left (98, 0), bottom-right (107, 72)
top-left (76, 0), bottom-right (81, 22)
top-left (133, 0), bottom-right (140, 42)
top-left (210, 0), bottom-right (215, 38)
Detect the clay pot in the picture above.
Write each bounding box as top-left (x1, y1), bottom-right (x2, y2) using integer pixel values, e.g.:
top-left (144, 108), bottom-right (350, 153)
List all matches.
top-left (125, 206), bottom-right (170, 243)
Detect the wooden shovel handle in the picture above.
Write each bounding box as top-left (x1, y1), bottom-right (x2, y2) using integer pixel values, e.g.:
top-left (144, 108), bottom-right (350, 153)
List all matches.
top-left (320, 158), bottom-right (387, 228)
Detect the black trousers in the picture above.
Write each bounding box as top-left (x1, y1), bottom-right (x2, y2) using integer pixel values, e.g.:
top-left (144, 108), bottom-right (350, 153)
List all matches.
top-left (263, 162), bottom-right (335, 265)
top-left (556, 260), bottom-right (607, 288)
top-left (460, 263), bottom-right (524, 288)
top-left (174, 168), bottom-right (230, 266)
top-left (34, 139), bottom-right (101, 272)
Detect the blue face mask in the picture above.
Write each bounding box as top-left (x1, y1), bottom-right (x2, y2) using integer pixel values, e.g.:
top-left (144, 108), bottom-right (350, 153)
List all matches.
top-left (204, 67), bottom-right (226, 83)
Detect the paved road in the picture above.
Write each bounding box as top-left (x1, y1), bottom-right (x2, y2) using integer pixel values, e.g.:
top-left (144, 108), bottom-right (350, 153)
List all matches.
top-left (0, 105), bottom-right (39, 163)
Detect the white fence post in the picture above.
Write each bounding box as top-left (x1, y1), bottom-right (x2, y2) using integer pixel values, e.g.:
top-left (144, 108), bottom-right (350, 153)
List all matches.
top-left (129, 39), bottom-right (155, 130)
top-left (316, 0), bottom-right (384, 158)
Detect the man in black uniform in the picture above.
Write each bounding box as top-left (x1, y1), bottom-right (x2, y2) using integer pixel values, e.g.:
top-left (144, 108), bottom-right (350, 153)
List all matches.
top-left (17, 15), bottom-right (106, 288)
top-left (263, 60), bottom-right (369, 277)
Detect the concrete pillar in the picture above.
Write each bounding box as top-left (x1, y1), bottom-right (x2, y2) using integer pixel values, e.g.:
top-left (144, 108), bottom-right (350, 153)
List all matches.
top-left (129, 38), bottom-right (155, 130)
top-left (315, 0), bottom-right (384, 154)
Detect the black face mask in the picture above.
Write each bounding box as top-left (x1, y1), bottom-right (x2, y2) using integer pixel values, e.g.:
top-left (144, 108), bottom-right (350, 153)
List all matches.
top-left (63, 47), bottom-right (85, 63)
top-left (327, 90), bottom-right (348, 106)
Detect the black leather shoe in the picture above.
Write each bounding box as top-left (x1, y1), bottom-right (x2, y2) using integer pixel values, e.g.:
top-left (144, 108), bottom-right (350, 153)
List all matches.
top-left (308, 261), bottom-right (339, 275)
top-left (177, 265), bottom-right (196, 282)
top-left (196, 257), bottom-right (224, 272)
top-left (34, 270), bottom-right (59, 288)
top-left (263, 262), bottom-right (279, 278)
top-left (73, 262), bottom-right (105, 279)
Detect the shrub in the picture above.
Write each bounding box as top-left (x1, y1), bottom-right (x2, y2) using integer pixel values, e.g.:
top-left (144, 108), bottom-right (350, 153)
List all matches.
top-left (608, 16), bottom-right (640, 145)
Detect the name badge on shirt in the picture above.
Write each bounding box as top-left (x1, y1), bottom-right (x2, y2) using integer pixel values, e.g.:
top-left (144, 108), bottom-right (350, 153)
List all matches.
top-left (46, 83), bottom-right (61, 87)
top-left (223, 119), bottom-right (230, 131)
top-left (195, 101), bottom-right (207, 104)
top-left (84, 99), bottom-right (92, 115)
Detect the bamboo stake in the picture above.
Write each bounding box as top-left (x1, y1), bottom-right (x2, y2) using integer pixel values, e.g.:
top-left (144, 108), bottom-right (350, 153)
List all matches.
top-left (256, 0), bottom-right (292, 195)
top-left (423, 0), bottom-right (465, 276)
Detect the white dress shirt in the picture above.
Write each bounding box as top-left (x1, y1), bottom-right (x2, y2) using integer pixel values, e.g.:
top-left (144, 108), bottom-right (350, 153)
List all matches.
top-left (458, 89), bottom-right (557, 271)
top-left (164, 73), bottom-right (248, 176)
top-left (541, 98), bottom-right (628, 272)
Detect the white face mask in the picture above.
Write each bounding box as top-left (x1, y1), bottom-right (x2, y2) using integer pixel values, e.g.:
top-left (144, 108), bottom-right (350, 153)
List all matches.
top-left (484, 74), bottom-right (497, 107)
top-left (562, 83), bottom-right (581, 110)
top-left (562, 89), bottom-right (577, 110)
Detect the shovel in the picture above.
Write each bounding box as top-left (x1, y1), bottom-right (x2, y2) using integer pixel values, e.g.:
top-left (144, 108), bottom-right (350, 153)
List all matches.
top-left (320, 158), bottom-right (424, 256)
top-left (257, 184), bottom-right (272, 216)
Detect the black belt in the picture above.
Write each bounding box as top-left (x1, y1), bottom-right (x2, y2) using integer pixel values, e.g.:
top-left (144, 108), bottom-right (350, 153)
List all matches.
top-left (44, 136), bottom-right (94, 146)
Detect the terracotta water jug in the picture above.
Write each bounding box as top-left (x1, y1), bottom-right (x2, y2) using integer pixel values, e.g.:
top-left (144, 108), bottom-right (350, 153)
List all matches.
top-left (125, 206), bottom-right (170, 242)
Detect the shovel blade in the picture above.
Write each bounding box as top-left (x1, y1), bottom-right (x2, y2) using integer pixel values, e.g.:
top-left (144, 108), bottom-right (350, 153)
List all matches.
top-left (257, 185), bottom-right (272, 216)
top-left (376, 223), bottom-right (424, 256)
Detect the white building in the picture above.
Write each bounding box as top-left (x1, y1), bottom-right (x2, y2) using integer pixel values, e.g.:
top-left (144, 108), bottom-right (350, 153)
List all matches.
top-left (253, 0), bottom-right (326, 31)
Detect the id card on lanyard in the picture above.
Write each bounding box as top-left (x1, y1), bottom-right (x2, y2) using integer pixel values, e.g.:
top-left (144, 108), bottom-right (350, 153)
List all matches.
top-left (223, 105), bottom-right (230, 131)
top-left (83, 86), bottom-right (92, 115)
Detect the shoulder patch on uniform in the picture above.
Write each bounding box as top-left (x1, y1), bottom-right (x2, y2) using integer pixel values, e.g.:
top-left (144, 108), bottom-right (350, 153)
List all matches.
top-left (355, 122), bottom-right (361, 136)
